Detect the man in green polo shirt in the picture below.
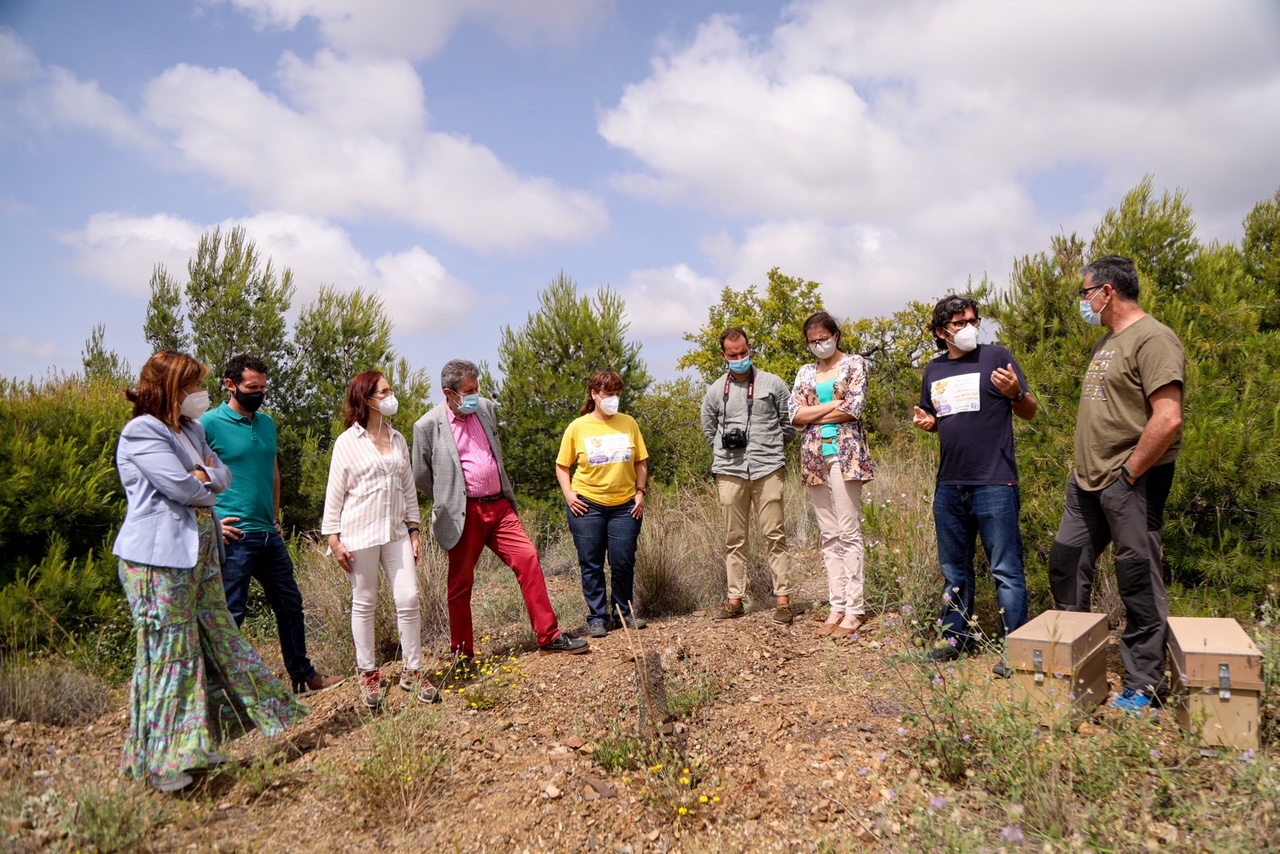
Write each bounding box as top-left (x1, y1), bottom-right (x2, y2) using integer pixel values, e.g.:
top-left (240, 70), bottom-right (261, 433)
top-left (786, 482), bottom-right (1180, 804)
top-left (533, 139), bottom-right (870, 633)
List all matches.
top-left (202, 354), bottom-right (341, 695)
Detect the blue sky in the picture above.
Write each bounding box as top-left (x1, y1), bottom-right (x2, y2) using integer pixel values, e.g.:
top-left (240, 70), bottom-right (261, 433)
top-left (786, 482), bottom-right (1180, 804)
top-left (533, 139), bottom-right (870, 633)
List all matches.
top-left (3, 0), bottom-right (1279, 396)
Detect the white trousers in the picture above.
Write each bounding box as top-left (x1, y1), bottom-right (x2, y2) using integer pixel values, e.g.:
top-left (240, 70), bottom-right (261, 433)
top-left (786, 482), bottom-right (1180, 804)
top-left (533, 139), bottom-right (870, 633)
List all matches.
top-left (349, 537), bottom-right (421, 673)
top-left (808, 457), bottom-right (865, 616)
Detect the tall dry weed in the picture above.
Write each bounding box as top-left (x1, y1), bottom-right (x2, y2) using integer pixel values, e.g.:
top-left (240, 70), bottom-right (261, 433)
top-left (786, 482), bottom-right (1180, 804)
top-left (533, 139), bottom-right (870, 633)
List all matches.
top-left (0, 657), bottom-right (110, 725)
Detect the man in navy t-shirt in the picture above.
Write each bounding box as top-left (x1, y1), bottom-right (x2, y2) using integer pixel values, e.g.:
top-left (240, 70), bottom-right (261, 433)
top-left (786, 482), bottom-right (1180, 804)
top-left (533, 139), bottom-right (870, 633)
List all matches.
top-left (913, 296), bottom-right (1038, 675)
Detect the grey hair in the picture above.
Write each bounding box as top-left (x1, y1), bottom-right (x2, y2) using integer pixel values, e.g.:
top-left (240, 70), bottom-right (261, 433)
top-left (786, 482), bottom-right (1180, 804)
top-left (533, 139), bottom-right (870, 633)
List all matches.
top-left (440, 358), bottom-right (480, 392)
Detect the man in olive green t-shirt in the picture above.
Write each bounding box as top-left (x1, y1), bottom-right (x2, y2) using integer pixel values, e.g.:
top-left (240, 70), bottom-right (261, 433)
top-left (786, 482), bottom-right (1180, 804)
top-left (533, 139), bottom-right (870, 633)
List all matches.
top-left (1048, 256), bottom-right (1185, 714)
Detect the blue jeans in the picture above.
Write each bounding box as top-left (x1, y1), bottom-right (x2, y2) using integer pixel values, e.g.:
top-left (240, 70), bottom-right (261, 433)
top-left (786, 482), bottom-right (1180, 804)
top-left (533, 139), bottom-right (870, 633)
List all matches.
top-left (566, 498), bottom-right (642, 625)
top-left (221, 530), bottom-right (317, 687)
top-left (933, 484), bottom-right (1029, 648)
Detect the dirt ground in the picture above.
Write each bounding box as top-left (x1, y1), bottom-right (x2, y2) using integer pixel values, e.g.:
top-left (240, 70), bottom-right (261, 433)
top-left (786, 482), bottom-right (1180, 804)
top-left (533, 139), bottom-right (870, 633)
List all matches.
top-left (0, 552), bottom-right (1163, 853)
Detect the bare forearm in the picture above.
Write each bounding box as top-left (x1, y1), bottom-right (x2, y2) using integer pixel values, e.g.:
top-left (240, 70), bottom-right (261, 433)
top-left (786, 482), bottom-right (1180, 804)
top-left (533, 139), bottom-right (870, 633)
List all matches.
top-left (792, 401), bottom-right (839, 426)
top-left (1127, 412), bottom-right (1182, 476)
top-left (1012, 392), bottom-right (1038, 420)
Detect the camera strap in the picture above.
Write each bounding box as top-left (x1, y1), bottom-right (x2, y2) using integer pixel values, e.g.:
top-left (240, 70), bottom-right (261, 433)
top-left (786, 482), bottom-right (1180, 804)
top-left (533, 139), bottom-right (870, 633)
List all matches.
top-left (722, 368), bottom-right (755, 428)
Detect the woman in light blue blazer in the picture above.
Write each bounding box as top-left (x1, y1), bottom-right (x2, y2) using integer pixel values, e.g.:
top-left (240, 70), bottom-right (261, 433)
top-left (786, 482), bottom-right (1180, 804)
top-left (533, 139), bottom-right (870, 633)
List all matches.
top-left (113, 351), bottom-right (306, 794)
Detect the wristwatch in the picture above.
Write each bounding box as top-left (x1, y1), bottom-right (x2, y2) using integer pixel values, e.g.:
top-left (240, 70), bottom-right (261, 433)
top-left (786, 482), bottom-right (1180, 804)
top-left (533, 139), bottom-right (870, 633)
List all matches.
top-left (1011, 390), bottom-right (1026, 404)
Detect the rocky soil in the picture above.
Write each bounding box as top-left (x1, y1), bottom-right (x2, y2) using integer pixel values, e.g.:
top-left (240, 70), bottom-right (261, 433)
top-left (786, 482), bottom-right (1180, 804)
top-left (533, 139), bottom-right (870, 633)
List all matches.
top-left (1, 553), bottom-right (1163, 853)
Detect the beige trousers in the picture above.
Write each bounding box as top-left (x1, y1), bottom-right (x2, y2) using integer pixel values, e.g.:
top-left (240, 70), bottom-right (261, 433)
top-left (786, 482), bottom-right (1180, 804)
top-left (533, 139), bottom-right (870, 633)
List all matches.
top-left (808, 456), bottom-right (865, 615)
top-left (717, 470), bottom-right (790, 599)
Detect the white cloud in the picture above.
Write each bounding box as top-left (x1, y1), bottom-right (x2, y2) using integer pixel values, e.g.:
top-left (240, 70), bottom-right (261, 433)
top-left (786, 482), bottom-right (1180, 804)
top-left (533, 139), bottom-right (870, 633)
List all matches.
top-left (5, 336), bottom-right (60, 362)
top-left (143, 52), bottom-right (608, 251)
top-left (597, 0), bottom-right (1280, 339)
top-left (218, 0), bottom-right (612, 60)
top-left (600, 0), bottom-right (1280, 234)
top-left (59, 211), bottom-right (469, 334)
top-left (616, 264), bottom-right (722, 338)
top-left (0, 29), bottom-right (157, 149)
top-left (60, 213), bottom-right (203, 293)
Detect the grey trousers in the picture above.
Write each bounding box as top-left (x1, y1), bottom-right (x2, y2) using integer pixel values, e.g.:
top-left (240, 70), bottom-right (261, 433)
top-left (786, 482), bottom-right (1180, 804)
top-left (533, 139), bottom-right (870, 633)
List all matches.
top-left (1048, 464), bottom-right (1175, 696)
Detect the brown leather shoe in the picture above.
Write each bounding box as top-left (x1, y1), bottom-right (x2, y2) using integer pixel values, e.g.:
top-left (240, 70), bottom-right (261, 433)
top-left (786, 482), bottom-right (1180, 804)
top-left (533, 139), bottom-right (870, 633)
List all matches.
top-left (817, 611), bottom-right (844, 635)
top-left (710, 601), bottom-right (745, 620)
top-left (772, 604), bottom-right (794, 625)
top-left (294, 673), bottom-right (346, 695)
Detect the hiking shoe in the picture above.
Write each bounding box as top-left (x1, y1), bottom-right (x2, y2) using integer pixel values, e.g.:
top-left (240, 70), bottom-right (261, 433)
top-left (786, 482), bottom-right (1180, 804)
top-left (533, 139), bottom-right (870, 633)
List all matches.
top-left (991, 660), bottom-right (1013, 679)
top-left (923, 644), bottom-right (963, 664)
top-left (539, 632), bottom-right (590, 655)
top-left (609, 614), bottom-right (648, 631)
top-left (588, 620), bottom-right (609, 638)
top-left (399, 669), bottom-right (441, 704)
top-left (710, 601), bottom-right (745, 620)
top-left (359, 671), bottom-right (384, 709)
top-left (294, 672), bottom-right (346, 695)
top-left (1111, 687), bottom-right (1155, 714)
top-left (773, 604), bottom-right (794, 625)
top-left (149, 771), bottom-right (194, 793)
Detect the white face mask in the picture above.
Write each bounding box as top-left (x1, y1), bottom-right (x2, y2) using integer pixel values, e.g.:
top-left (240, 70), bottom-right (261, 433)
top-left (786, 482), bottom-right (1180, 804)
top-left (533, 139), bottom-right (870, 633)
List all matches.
top-left (180, 389), bottom-right (211, 419)
top-left (808, 338), bottom-right (838, 360)
top-left (598, 395), bottom-right (620, 416)
top-left (377, 394), bottom-right (399, 416)
top-left (950, 325), bottom-right (979, 352)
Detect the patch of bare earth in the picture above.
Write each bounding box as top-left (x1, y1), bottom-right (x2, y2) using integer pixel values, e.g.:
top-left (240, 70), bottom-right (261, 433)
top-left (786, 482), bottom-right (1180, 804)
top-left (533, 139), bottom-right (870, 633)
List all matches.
top-left (3, 551), bottom-right (1250, 852)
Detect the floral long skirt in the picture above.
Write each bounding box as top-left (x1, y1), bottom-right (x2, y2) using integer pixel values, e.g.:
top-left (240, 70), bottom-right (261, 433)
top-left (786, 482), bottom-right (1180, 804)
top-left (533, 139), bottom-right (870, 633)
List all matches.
top-left (118, 515), bottom-right (308, 779)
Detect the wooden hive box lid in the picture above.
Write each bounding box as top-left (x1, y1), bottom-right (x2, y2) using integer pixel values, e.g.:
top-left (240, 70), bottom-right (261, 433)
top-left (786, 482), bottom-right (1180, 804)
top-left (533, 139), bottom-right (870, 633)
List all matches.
top-left (1167, 617), bottom-right (1264, 691)
top-left (1006, 610), bottom-right (1110, 674)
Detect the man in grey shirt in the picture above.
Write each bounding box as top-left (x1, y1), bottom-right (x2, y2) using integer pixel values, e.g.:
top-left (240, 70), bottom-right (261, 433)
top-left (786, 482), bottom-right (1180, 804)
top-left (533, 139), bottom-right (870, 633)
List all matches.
top-left (700, 327), bottom-right (798, 623)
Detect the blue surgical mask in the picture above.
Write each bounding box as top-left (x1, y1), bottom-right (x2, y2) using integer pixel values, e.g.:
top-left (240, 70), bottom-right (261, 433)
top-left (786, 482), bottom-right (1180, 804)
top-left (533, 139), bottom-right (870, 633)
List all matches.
top-left (1079, 298), bottom-right (1103, 327)
top-left (727, 357), bottom-right (753, 375)
top-left (457, 393), bottom-right (480, 415)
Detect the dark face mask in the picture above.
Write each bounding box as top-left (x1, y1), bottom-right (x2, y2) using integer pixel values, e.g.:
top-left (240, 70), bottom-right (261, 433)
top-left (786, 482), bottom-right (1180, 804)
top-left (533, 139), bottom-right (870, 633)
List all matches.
top-left (233, 386), bottom-right (266, 413)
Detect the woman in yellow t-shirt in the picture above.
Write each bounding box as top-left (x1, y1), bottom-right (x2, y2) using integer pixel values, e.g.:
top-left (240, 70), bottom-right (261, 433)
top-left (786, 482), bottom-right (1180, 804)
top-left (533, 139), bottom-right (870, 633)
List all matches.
top-left (555, 370), bottom-right (650, 638)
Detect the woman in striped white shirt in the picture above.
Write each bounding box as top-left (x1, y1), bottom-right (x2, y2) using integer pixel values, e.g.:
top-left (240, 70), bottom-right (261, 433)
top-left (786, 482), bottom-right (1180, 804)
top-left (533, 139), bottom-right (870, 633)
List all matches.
top-left (322, 371), bottom-right (434, 707)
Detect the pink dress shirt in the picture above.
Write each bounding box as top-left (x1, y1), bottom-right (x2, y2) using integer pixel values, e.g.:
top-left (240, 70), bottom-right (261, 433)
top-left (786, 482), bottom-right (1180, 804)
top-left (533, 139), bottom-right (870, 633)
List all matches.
top-left (447, 407), bottom-right (503, 498)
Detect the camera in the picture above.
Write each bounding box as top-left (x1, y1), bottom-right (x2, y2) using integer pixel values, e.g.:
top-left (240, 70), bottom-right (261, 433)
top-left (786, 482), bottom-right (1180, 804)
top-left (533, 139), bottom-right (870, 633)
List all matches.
top-left (721, 428), bottom-right (747, 449)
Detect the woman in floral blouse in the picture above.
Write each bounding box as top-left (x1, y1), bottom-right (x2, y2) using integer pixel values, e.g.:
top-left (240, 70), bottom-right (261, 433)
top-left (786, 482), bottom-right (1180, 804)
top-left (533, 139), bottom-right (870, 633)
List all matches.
top-left (789, 311), bottom-right (875, 638)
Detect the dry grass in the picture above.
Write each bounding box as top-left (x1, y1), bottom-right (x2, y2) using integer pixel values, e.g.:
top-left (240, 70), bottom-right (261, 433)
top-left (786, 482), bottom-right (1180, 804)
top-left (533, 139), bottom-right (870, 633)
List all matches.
top-left (332, 704), bottom-right (450, 830)
top-left (0, 656), bottom-right (111, 725)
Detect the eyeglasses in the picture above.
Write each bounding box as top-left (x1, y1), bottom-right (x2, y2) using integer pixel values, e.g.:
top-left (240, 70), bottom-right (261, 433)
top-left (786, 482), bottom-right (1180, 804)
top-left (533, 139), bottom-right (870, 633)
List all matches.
top-left (945, 318), bottom-right (980, 331)
top-left (372, 387), bottom-right (395, 399)
top-left (1079, 284), bottom-right (1104, 299)
top-left (807, 335), bottom-right (834, 347)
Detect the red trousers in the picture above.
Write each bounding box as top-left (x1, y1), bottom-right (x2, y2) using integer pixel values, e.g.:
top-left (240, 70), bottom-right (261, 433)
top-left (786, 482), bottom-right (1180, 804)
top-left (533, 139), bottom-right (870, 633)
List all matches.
top-left (446, 498), bottom-right (560, 655)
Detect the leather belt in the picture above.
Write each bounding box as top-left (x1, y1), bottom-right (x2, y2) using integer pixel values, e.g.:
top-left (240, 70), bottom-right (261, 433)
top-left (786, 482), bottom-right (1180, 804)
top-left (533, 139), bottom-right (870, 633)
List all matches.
top-left (468, 493), bottom-right (505, 503)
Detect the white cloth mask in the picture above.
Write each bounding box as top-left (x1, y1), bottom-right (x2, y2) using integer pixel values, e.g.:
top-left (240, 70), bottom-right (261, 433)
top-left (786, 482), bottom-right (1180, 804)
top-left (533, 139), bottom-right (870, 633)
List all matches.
top-left (598, 395), bottom-right (620, 416)
top-left (377, 395), bottom-right (399, 416)
top-left (808, 339), bottom-right (838, 360)
top-left (950, 325), bottom-right (979, 352)
top-left (180, 390), bottom-right (211, 419)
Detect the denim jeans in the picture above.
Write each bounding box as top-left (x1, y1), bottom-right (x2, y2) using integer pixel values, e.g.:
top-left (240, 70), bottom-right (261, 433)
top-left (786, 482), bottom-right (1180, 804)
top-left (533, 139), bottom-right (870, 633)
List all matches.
top-left (221, 530), bottom-right (317, 687)
top-left (933, 484), bottom-right (1029, 648)
top-left (566, 498), bottom-right (642, 625)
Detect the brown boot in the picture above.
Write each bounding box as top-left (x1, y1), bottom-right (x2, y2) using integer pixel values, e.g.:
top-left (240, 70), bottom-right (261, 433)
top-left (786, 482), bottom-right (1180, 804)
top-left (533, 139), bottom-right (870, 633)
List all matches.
top-left (710, 600), bottom-right (745, 620)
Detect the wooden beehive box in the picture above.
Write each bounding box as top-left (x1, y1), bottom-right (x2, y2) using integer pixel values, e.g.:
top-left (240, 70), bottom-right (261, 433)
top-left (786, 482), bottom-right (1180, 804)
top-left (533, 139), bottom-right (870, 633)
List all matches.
top-left (1006, 610), bottom-right (1110, 726)
top-left (1167, 617), bottom-right (1263, 750)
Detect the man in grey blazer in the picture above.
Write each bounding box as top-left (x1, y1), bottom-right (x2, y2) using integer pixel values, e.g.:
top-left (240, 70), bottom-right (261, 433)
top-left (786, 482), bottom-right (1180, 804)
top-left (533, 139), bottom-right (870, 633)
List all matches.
top-left (412, 358), bottom-right (588, 659)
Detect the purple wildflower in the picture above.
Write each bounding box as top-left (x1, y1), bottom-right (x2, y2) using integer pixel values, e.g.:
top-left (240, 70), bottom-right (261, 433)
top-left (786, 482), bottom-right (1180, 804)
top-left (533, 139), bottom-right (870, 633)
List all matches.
top-left (946, 636), bottom-right (959, 647)
top-left (1001, 825), bottom-right (1025, 843)
top-left (929, 794), bottom-right (947, 813)
top-left (900, 604), bottom-right (915, 617)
